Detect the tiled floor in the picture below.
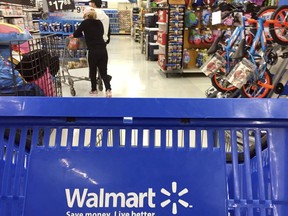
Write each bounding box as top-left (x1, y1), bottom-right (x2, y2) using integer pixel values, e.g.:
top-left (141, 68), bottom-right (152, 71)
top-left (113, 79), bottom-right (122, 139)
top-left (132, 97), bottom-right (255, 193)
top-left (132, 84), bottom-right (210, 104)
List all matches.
top-left (62, 35), bottom-right (212, 98)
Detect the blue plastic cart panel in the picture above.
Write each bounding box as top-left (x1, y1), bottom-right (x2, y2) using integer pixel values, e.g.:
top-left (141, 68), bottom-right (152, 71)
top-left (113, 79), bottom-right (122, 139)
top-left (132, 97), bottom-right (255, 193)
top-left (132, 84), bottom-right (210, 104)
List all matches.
top-left (0, 98), bottom-right (288, 216)
top-left (25, 144), bottom-right (226, 216)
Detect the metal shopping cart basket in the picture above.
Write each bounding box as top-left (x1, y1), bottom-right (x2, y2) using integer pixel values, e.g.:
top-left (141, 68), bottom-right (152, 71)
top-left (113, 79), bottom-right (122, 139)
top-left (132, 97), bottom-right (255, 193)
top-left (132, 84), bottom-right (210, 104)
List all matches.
top-left (0, 97), bottom-right (287, 216)
top-left (0, 35), bottom-right (62, 97)
top-left (61, 37), bottom-right (103, 96)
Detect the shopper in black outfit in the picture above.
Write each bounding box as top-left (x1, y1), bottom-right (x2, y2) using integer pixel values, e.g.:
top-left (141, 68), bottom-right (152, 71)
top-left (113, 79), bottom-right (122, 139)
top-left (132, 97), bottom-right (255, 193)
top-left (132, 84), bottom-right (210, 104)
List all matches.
top-left (72, 11), bottom-right (112, 97)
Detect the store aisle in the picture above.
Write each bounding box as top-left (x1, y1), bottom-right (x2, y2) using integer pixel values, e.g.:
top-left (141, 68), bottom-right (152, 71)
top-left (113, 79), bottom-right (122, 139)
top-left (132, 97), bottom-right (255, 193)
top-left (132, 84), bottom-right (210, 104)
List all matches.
top-left (62, 35), bottom-right (211, 97)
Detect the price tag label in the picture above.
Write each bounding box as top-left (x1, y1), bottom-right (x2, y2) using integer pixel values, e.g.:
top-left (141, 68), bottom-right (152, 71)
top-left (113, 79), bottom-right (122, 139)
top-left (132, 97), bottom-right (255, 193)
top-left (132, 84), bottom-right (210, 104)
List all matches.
top-left (47, 0), bottom-right (75, 12)
top-left (212, 10), bottom-right (221, 25)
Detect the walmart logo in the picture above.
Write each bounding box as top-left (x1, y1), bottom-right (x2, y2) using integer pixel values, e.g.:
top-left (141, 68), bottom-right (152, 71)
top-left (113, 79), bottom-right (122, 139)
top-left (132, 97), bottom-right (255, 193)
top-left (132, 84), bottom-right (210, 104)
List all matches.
top-left (160, 182), bottom-right (193, 215)
top-left (65, 181), bottom-right (193, 215)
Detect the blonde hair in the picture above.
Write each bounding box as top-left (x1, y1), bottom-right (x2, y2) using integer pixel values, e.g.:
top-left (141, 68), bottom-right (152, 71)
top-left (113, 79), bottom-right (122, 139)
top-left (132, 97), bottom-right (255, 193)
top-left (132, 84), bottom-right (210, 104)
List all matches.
top-left (83, 10), bottom-right (97, 19)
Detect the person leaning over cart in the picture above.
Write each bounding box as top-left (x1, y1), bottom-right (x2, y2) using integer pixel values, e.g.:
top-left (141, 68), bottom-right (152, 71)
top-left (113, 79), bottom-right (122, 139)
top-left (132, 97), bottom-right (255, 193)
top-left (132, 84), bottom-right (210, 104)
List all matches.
top-left (71, 10), bottom-right (112, 97)
top-left (84, 0), bottom-right (110, 44)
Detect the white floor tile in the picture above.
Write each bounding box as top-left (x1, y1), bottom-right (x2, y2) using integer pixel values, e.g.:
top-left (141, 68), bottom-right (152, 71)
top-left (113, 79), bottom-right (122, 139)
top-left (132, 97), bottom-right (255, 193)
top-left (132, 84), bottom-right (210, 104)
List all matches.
top-left (61, 35), bottom-right (211, 98)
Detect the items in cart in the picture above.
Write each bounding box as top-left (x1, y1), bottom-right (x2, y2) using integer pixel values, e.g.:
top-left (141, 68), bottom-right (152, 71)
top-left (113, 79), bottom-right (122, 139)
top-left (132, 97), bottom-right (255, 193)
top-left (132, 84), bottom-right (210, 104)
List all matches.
top-left (1, 35), bottom-right (62, 96)
top-left (67, 58), bottom-right (88, 69)
top-left (68, 37), bottom-right (79, 50)
top-left (14, 49), bottom-right (53, 82)
top-left (0, 47), bottom-right (25, 90)
top-left (0, 23), bottom-right (32, 45)
top-left (60, 37), bottom-right (98, 96)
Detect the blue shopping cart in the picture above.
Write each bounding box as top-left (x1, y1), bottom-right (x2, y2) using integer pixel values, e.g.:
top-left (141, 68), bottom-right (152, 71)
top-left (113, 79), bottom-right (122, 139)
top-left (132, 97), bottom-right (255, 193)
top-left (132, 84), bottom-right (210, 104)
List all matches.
top-left (0, 97), bottom-right (287, 216)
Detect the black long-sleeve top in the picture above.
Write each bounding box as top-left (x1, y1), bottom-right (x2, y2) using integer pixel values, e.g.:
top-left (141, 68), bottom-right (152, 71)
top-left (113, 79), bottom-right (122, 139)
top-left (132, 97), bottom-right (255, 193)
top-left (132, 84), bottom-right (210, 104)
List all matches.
top-left (73, 19), bottom-right (106, 50)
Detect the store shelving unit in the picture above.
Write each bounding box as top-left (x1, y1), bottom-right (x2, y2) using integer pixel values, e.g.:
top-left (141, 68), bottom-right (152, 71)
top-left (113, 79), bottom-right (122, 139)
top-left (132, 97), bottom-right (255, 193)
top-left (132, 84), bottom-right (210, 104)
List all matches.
top-left (0, 2), bottom-right (39, 33)
top-left (183, 5), bottom-right (217, 73)
top-left (132, 7), bottom-right (141, 42)
top-left (118, 10), bottom-right (132, 35)
top-left (156, 0), bottom-right (185, 77)
top-left (23, 7), bottom-right (40, 34)
top-left (104, 9), bottom-right (120, 35)
top-left (0, 2), bottom-right (25, 29)
top-left (143, 12), bottom-right (159, 61)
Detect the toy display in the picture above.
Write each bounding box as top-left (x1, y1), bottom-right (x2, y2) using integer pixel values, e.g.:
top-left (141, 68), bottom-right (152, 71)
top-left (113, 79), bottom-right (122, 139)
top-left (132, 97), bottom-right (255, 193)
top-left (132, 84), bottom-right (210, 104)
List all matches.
top-left (185, 10), bottom-right (198, 27)
top-left (201, 28), bottom-right (213, 44)
top-left (201, 8), bottom-right (212, 26)
top-left (183, 49), bottom-right (191, 68)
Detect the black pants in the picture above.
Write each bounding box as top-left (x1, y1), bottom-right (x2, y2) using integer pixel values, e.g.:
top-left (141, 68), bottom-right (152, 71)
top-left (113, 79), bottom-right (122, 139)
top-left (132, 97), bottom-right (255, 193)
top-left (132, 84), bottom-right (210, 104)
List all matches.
top-left (88, 48), bottom-right (111, 91)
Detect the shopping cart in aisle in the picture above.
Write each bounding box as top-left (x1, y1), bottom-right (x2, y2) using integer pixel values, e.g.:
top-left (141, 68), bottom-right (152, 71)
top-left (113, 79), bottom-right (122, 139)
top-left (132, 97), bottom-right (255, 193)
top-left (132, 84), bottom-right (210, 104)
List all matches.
top-left (0, 35), bottom-right (62, 96)
top-left (0, 98), bottom-right (287, 216)
top-left (60, 37), bottom-right (103, 96)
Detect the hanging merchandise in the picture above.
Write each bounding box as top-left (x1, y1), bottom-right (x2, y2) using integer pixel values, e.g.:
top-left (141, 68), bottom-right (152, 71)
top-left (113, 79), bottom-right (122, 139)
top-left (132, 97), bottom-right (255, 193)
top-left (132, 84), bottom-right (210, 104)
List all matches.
top-left (189, 29), bottom-right (202, 45)
top-left (185, 10), bottom-right (198, 27)
top-left (156, 0), bottom-right (186, 75)
top-left (192, 0), bottom-right (204, 7)
top-left (212, 29), bottom-right (222, 41)
top-left (183, 49), bottom-right (191, 68)
top-left (223, 14), bottom-right (234, 26)
top-left (185, 0), bottom-right (192, 8)
top-left (201, 8), bottom-right (212, 26)
top-left (195, 49), bottom-right (208, 68)
top-left (195, 49), bottom-right (203, 68)
top-left (201, 28), bottom-right (214, 45)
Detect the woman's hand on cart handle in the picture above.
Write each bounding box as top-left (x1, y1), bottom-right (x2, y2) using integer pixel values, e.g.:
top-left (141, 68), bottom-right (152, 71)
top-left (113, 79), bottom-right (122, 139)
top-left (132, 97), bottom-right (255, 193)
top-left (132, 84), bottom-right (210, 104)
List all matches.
top-left (69, 34), bottom-right (74, 38)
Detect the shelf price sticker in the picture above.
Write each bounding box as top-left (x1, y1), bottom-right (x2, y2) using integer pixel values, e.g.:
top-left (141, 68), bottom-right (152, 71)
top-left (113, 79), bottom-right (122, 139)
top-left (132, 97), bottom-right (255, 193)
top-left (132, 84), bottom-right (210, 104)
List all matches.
top-left (47, 0), bottom-right (75, 12)
top-left (212, 11), bottom-right (221, 25)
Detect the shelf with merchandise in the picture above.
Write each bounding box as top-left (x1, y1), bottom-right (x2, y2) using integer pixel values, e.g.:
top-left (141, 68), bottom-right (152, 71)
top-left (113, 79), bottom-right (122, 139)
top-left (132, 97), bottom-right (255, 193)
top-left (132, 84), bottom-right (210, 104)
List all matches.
top-left (156, 1), bottom-right (185, 76)
top-left (183, 2), bottom-right (241, 73)
top-left (104, 9), bottom-right (120, 35)
top-left (0, 2), bottom-right (39, 33)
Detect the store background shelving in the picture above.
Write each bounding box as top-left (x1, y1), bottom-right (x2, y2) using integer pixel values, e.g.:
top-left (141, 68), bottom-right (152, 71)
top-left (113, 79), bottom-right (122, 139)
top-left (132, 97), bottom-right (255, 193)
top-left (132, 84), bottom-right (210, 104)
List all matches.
top-left (155, 0), bottom-right (186, 76)
top-left (0, 1), bottom-right (41, 34)
top-left (132, 7), bottom-right (141, 42)
top-left (104, 9), bottom-right (120, 34)
top-left (144, 12), bottom-right (159, 61)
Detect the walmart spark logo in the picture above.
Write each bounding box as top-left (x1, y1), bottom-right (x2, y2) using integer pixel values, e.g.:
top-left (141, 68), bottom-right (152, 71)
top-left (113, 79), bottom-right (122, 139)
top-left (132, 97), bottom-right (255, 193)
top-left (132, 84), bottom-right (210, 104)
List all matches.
top-left (160, 182), bottom-right (193, 215)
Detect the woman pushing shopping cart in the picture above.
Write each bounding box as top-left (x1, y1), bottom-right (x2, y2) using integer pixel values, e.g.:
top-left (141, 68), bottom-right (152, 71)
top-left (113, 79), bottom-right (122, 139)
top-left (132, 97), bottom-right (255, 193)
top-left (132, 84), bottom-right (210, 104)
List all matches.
top-left (71, 9), bottom-right (112, 97)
